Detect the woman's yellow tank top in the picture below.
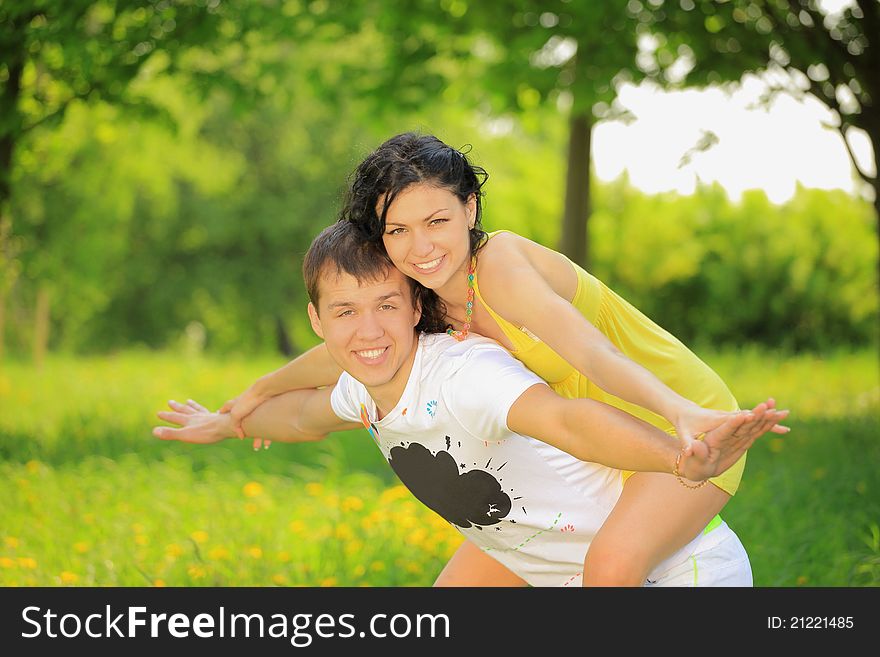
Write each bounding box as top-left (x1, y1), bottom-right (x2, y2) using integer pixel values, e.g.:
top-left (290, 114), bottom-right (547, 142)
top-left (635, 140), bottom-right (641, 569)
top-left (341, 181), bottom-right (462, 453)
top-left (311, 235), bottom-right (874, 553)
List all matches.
top-left (472, 231), bottom-right (745, 495)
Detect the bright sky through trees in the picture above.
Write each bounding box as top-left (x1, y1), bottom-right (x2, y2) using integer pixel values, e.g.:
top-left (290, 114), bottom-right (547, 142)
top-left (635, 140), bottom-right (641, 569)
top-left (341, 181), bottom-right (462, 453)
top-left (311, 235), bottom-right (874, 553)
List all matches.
top-left (593, 73), bottom-right (875, 204)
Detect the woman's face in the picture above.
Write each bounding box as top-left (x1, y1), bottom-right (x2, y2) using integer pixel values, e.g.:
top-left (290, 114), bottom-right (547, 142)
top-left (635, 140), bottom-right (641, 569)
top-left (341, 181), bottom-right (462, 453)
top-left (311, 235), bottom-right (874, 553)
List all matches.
top-left (379, 183), bottom-right (476, 292)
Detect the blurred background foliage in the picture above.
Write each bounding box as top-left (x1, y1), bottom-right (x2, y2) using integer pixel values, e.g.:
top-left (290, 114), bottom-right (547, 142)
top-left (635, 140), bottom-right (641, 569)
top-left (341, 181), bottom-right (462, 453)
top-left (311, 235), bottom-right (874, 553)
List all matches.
top-left (0, 0), bottom-right (876, 359)
top-left (0, 0), bottom-right (877, 588)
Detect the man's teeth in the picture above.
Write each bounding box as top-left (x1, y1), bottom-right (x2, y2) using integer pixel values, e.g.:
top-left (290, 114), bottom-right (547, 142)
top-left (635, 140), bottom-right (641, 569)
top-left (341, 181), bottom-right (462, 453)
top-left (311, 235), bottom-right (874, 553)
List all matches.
top-left (414, 257), bottom-right (442, 270)
top-left (357, 348), bottom-right (386, 359)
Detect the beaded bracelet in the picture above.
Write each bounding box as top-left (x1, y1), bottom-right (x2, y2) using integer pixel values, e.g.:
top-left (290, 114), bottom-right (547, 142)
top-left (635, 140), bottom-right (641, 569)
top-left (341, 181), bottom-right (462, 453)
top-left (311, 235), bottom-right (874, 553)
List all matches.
top-left (673, 449), bottom-right (709, 489)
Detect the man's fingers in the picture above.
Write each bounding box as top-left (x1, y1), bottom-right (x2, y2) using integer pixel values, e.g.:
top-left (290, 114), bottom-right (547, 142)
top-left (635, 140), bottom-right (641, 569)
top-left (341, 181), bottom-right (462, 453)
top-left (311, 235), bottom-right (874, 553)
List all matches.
top-left (187, 399), bottom-right (211, 413)
top-left (153, 426), bottom-right (184, 441)
top-left (157, 410), bottom-right (190, 425)
top-left (168, 400), bottom-right (196, 415)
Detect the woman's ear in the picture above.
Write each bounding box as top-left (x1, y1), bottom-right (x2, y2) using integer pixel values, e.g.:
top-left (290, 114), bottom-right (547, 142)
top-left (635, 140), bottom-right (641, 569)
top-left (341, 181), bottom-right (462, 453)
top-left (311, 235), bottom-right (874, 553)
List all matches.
top-left (466, 193), bottom-right (477, 229)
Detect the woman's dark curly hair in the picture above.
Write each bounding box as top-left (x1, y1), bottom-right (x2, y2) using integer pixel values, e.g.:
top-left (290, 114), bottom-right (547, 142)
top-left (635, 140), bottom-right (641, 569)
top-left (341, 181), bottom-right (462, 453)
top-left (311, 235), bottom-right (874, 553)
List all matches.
top-left (338, 132), bottom-right (490, 335)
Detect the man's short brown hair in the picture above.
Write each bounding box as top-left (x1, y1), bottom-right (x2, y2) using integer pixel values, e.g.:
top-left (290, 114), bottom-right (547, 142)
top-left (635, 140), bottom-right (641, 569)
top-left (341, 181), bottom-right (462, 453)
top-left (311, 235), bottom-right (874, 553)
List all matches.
top-left (303, 221), bottom-right (400, 311)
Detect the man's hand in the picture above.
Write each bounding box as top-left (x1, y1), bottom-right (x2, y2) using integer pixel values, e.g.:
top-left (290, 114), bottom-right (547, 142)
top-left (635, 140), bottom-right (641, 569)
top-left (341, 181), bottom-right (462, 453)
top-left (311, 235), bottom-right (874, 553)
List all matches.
top-left (218, 389), bottom-right (272, 450)
top-left (677, 398), bottom-right (790, 482)
top-left (153, 399), bottom-right (236, 445)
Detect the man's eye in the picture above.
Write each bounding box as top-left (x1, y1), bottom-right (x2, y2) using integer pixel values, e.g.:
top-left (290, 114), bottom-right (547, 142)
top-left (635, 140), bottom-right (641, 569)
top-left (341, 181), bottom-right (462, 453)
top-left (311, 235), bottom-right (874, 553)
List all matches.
top-left (338, 310), bottom-right (354, 317)
top-left (379, 304), bottom-right (396, 311)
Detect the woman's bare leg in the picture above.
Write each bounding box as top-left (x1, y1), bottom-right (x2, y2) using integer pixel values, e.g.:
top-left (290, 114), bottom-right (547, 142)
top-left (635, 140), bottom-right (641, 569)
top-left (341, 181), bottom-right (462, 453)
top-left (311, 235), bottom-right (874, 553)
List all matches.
top-left (434, 539), bottom-right (528, 587)
top-left (582, 472), bottom-right (731, 586)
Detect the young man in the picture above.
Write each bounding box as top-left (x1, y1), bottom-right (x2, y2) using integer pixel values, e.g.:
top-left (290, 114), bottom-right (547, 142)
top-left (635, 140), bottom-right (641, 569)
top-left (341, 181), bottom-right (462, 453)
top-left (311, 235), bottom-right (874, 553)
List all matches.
top-left (154, 222), bottom-right (787, 587)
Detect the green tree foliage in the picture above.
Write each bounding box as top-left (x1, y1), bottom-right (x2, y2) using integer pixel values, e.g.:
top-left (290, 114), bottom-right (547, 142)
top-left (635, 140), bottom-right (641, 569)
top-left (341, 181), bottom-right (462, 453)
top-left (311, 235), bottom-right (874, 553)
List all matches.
top-left (363, 1), bottom-right (652, 269)
top-left (590, 181), bottom-right (878, 349)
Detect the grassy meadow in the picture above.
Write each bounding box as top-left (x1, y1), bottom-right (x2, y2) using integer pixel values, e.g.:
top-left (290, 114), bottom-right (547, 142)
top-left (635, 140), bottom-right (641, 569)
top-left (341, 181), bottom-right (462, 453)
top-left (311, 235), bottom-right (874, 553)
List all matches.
top-left (1, 347), bottom-right (878, 587)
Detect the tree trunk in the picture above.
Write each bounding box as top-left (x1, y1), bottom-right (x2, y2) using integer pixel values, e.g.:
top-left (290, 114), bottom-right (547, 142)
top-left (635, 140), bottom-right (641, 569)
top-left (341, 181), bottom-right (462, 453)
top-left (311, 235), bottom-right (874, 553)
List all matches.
top-left (0, 285), bottom-right (6, 361)
top-left (558, 112), bottom-right (593, 270)
top-left (32, 285), bottom-right (50, 367)
top-left (275, 314), bottom-right (294, 357)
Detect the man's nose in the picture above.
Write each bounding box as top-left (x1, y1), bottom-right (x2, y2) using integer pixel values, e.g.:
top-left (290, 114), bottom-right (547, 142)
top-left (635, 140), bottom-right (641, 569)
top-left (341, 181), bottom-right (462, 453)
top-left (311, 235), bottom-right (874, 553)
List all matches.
top-left (356, 311), bottom-right (385, 340)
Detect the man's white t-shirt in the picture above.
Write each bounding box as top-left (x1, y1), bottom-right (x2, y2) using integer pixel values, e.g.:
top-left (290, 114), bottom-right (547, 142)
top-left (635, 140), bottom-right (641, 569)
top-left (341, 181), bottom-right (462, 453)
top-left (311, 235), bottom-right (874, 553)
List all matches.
top-left (330, 332), bottom-right (732, 587)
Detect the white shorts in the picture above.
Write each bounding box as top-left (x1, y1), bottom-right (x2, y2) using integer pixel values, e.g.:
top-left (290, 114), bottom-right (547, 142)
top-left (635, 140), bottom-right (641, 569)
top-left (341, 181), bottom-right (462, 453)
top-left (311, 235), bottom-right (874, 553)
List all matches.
top-left (645, 520), bottom-right (753, 587)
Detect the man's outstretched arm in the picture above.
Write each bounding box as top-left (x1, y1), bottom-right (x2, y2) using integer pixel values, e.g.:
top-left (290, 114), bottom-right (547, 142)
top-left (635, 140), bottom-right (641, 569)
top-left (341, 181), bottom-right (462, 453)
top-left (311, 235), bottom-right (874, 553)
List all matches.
top-left (507, 385), bottom-right (788, 481)
top-left (153, 387), bottom-right (360, 444)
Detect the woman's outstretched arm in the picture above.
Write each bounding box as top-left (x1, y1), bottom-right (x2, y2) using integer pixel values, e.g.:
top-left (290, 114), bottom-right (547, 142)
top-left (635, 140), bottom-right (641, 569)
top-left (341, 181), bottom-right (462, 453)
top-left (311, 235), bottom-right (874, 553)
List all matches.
top-left (477, 236), bottom-right (789, 448)
top-left (219, 342), bottom-right (343, 438)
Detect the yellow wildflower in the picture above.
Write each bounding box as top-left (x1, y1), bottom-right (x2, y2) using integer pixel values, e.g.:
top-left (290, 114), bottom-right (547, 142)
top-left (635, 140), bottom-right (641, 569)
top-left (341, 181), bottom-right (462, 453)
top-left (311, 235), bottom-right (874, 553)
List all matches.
top-left (190, 530), bottom-right (209, 544)
top-left (379, 485), bottom-right (409, 504)
top-left (0, 557), bottom-right (15, 568)
top-left (305, 482), bottom-right (323, 497)
top-left (17, 557), bottom-right (37, 569)
top-left (272, 574), bottom-right (287, 585)
top-left (407, 528), bottom-right (428, 546)
top-left (243, 482), bottom-right (264, 498)
top-left (320, 577), bottom-right (337, 587)
top-left (334, 524), bottom-right (354, 541)
top-left (369, 561), bottom-right (385, 572)
top-left (288, 520), bottom-right (306, 534)
top-left (208, 547), bottom-right (230, 560)
top-left (25, 460), bottom-right (41, 474)
top-left (187, 565), bottom-right (206, 579)
top-left (246, 546), bottom-right (263, 559)
top-left (73, 542), bottom-right (89, 554)
top-left (60, 571), bottom-right (79, 584)
top-left (342, 496), bottom-right (364, 512)
top-left (166, 543), bottom-right (184, 558)
top-left (4, 537), bottom-right (19, 549)
top-left (154, 579), bottom-right (166, 587)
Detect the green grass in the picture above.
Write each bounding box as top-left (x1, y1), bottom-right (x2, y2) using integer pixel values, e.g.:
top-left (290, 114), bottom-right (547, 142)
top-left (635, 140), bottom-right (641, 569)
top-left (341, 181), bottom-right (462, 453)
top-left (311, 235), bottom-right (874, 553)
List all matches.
top-left (1, 347), bottom-right (877, 586)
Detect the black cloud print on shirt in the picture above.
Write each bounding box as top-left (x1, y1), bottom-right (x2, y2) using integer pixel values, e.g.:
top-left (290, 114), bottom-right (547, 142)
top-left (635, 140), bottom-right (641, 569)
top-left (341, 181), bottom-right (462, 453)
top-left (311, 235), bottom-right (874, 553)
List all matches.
top-left (387, 441), bottom-right (511, 528)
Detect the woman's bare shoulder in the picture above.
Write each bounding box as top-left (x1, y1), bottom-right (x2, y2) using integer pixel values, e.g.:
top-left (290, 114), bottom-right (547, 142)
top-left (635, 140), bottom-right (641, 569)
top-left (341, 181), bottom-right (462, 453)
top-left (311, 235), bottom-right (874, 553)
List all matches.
top-left (480, 230), bottom-right (577, 300)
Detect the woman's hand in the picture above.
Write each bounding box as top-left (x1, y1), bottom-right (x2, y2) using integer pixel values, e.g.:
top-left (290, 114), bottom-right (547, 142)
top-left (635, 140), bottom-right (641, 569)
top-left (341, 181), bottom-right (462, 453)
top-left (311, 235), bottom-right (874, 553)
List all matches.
top-left (672, 398), bottom-right (789, 456)
top-left (677, 399), bottom-right (790, 482)
top-left (218, 388), bottom-right (272, 450)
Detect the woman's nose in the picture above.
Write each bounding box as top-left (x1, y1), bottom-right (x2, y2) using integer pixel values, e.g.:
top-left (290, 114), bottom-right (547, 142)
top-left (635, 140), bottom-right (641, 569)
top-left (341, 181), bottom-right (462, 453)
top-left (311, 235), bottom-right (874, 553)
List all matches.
top-left (411, 229), bottom-right (434, 258)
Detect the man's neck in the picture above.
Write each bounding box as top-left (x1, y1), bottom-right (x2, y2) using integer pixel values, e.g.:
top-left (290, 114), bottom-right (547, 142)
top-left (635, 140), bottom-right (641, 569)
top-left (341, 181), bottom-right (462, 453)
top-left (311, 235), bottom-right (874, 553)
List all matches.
top-left (364, 332), bottom-right (420, 420)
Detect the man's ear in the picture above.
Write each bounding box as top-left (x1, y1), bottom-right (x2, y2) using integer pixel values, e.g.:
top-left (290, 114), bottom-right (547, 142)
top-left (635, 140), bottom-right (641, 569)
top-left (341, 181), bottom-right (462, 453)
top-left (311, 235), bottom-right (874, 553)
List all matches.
top-left (412, 294), bottom-right (423, 329)
top-left (307, 302), bottom-right (324, 339)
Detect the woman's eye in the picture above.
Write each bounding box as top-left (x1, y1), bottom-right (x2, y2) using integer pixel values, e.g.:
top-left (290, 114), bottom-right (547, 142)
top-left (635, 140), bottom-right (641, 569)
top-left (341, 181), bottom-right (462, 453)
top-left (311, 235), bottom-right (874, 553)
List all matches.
top-left (386, 227), bottom-right (405, 236)
top-left (429, 218), bottom-right (448, 226)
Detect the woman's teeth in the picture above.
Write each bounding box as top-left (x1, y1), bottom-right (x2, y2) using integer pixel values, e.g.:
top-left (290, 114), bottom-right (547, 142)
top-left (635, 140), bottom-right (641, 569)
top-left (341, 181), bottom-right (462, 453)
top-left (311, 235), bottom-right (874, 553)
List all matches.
top-left (414, 257), bottom-right (442, 271)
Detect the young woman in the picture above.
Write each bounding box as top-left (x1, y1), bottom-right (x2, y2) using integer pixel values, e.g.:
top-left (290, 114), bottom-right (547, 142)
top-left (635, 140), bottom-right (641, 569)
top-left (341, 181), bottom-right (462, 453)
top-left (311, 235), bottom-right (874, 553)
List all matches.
top-left (223, 133), bottom-right (788, 586)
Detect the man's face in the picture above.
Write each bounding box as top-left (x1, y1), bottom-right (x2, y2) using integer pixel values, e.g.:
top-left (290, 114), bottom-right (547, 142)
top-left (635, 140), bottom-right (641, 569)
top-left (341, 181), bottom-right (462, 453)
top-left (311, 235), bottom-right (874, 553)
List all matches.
top-left (308, 266), bottom-right (421, 393)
